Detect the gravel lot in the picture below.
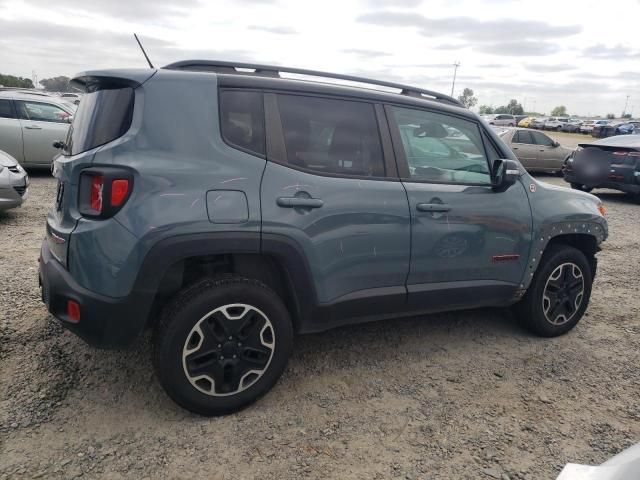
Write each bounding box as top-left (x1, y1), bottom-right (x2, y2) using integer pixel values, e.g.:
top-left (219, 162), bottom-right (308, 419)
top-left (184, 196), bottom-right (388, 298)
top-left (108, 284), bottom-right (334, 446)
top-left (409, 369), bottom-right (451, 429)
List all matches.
top-left (1, 147), bottom-right (639, 479)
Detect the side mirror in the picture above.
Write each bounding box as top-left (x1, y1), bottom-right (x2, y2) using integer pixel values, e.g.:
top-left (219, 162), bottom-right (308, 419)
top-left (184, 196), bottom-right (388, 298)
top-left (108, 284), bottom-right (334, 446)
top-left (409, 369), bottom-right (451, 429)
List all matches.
top-left (553, 141), bottom-right (560, 147)
top-left (52, 141), bottom-right (65, 150)
top-left (492, 159), bottom-right (520, 192)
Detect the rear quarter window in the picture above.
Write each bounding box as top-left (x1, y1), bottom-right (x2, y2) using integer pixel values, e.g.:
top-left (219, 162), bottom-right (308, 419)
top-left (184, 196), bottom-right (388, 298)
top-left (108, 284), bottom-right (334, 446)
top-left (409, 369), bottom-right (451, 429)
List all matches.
top-left (219, 90), bottom-right (265, 157)
top-left (64, 87), bottom-right (134, 156)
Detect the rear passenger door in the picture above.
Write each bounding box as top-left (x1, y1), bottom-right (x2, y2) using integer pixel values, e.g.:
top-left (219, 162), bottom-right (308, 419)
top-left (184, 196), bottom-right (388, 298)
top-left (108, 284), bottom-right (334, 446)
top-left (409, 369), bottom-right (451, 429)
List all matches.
top-left (260, 93), bottom-right (411, 325)
top-left (510, 130), bottom-right (538, 169)
top-left (0, 99), bottom-right (24, 162)
top-left (386, 105), bottom-right (531, 311)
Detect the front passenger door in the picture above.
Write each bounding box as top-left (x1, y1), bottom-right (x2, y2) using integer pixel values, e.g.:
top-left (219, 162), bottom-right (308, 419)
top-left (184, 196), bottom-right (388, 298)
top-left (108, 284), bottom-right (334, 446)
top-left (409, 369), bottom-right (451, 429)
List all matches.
top-left (387, 105), bottom-right (531, 311)
top-left (16, 100), bottom-right (71, 167)
top-left (530, 131), bottom-right (557, 170)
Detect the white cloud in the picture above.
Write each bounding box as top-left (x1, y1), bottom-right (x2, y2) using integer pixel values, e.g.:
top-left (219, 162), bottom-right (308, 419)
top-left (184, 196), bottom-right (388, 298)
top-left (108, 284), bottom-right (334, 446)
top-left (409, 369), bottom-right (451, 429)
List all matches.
top-left (0, 0), bottom-right (638, 115)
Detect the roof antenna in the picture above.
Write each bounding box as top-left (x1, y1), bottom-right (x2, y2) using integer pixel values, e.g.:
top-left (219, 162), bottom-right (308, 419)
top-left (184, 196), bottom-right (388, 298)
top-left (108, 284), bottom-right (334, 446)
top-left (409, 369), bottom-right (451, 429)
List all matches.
top-left (134, 33), bottom-right (154, 68)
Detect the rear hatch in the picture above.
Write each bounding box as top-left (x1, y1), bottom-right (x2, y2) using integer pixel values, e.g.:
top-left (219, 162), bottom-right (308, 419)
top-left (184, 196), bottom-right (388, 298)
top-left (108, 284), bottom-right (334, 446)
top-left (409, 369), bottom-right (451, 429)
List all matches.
top-left (47, 70), bottom-right (154, 266)
top-left (571, 138), bottom-right (640, 186)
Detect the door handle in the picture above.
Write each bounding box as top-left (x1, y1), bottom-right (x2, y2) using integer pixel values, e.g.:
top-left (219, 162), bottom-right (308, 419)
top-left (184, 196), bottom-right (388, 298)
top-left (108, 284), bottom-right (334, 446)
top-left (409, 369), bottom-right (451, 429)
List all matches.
top-left (24, 125), bottom-right (42, 130)
top-left (416, 203), bottom-right (451, 212)
top-left (277, 197), bottom-right (324, 208)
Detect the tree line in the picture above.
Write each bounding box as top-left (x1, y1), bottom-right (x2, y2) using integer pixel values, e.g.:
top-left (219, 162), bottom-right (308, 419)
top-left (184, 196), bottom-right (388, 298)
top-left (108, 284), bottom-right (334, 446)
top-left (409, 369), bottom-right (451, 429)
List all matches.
top-left (0, 73), bottom-right (74, 92)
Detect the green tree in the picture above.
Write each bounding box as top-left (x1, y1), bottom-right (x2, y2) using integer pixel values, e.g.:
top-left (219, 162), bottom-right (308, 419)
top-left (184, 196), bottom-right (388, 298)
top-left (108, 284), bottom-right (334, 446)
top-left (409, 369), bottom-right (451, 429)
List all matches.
top-left (479, 105), bottom-right (494, 115)
top-left (39, 76), bottom-right (73, 92)
top-left (494, 99), bottom-right (524, 115)
top-left (606, 113), bottom-right (615, 119)
top-left (0, 74), bottom-right (34, 88)
top-left (457, 88), bottom-right (478, 109)
top-left (551, 105), bottom-right (567, 116)
top-left (621, 113), bottom-right (632, 119)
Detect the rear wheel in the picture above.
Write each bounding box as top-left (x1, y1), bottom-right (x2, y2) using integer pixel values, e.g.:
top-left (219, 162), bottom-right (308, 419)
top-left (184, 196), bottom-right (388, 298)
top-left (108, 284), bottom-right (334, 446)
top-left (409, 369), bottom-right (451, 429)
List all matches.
top-left (515, 244), bottom-right (592, 337)
top-left (153, 276), bottom-right (293, 416)
top-left (570, 183), bottom-right (593, 193)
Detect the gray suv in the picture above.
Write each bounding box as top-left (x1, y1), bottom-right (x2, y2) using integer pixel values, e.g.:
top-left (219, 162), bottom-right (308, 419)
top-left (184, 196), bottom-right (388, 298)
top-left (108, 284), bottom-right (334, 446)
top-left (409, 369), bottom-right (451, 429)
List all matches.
top-left (39, 61), bottom-right (608, 416)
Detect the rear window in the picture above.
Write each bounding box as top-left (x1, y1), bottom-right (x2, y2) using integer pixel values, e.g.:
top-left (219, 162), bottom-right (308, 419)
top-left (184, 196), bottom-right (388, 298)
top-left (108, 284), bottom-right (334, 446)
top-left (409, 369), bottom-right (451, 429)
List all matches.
top-left (64, 87), bottom-right (134, 156)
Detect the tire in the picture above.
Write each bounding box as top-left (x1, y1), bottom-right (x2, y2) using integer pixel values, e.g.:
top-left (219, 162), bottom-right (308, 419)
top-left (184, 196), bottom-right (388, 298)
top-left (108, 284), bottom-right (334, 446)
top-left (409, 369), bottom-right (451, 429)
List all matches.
top-left (153, 276), bottom-right (293, 416)
top-left (515, 244), bottom-right (593, 337)
top-left (570, 183), bottom-right (593, 193)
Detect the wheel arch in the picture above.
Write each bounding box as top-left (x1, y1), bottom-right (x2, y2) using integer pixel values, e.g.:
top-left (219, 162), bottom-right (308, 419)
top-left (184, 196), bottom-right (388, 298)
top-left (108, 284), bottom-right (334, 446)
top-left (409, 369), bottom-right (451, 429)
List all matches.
top-left (522, 229), bottom-right (602, 292)
top-left (136, 233), bottom-right (316, 334)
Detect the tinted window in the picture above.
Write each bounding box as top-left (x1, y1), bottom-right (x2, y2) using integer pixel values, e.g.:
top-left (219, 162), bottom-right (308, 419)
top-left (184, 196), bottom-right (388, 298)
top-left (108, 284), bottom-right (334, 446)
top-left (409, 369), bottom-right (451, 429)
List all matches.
top-left (219, 90), bottom-right (265, 157)
top-left (514, 130), bottom-right (534, 144)
top-left (531, 131), bottom-right (554, 147)
top-left (18, 101), bottom-right (71, 123)
top-left (391, 106), bottom-right (491, 184)
top-left (277, 94), bottom-right (384, 177)
top-left (64, 87), bottom-right (134, 156)
top-left (0, 99), bottom-right (15, 119)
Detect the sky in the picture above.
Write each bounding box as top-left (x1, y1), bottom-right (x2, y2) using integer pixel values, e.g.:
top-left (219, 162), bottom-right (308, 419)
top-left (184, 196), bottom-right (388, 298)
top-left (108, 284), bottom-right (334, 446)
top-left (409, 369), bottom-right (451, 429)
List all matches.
top-left (1, 0), bottom-right (639, 116)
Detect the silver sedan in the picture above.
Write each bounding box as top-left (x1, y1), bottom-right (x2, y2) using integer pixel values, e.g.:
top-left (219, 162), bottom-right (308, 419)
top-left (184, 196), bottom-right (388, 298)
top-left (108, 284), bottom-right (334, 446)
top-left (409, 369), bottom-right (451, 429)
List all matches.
top-left (0, 90), bottom-right (75, 168)
top-left (0, 149), bottom-right (28, 211)
top-left (498, 127), bottom-right (574, 174)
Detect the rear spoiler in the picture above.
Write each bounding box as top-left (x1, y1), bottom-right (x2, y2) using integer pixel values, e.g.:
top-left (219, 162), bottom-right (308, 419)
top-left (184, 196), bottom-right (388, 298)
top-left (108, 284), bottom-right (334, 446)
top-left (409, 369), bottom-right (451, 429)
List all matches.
top-left (71, 69), bottom-right (157, 92)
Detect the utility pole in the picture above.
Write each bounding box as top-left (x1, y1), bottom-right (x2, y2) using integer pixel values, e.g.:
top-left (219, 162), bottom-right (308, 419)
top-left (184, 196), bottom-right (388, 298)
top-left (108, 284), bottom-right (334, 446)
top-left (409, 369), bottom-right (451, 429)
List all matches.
top-left (450, 61), bottom-right (460, 97)
top-left (622, 95), bottom-right (630, 117)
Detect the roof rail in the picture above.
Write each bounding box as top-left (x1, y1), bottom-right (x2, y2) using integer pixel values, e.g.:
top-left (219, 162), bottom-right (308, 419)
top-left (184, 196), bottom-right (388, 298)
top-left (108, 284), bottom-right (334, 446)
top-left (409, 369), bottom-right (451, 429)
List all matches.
top-left (163, 60), bottom-right (464, 107)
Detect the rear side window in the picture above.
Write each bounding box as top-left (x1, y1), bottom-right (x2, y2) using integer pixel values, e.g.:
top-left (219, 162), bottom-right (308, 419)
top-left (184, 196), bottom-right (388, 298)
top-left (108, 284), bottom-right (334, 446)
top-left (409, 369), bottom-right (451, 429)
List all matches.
top-left (276, 94), bottom-right (385, 177)
top-left (219, 90), bottom-right (265, 157)
top-left (514, 130), bottom-right (533, 144)
top-left (0, 99), bottom-right (15, 119)
top-left (64, 87), bottom-right (134, 156)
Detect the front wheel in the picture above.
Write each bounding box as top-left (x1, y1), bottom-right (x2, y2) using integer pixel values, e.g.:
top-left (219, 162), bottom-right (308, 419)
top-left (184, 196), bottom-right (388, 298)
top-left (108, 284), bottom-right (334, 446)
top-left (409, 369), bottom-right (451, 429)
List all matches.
top-left (153, 276), bottom-right (293, 416)
top-left (514, 245), bottom-right (593, 337)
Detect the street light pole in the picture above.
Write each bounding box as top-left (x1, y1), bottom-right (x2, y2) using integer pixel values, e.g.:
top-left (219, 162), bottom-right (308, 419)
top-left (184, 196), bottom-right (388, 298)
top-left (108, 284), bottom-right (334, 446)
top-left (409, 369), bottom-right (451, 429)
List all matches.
top-left (450, 61), bottom-right (460, 97)
top-left (622, 95), bottom-right (630, 117)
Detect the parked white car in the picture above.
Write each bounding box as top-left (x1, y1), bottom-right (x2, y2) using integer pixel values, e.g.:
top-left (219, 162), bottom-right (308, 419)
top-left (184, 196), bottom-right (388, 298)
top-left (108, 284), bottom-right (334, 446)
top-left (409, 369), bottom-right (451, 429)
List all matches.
top-left (0, 90), bottom-right (75, 168)
top-left (482, 114), bottom-right (516, 127)
top-left (544, 117), bottom-right (570, 130)
top-left (0, 149), bottom-right (28, 211)
top-left (580, 119), bottom-right (609, 134)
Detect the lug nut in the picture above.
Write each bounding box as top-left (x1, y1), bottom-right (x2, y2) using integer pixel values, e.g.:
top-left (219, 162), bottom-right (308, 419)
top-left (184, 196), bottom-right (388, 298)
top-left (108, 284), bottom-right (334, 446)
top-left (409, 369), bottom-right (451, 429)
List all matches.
top-left (237, 342), bottom-right (242, 346)
top-left (220, 356), bottom-right (224, 360)
top-left (228, 336), bottom-right (232, 340)
top-left (232, 355), bottom-right (237, 359)
top-left (217, 344), bottom-right (221, 348)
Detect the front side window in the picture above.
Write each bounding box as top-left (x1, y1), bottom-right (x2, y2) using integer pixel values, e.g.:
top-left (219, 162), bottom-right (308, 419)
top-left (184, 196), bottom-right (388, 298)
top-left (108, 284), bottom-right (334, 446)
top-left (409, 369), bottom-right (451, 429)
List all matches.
top-left (0, 99), bottom-right (15, 119)
top-left (531, 131), bottom-right (554, 147)
top-left (219, 90), bottom-right (265, 157)
top-left (391, 106), bottom-right (491, 184)
top-left (276, 94), bottom-right (385, 177)
top-left (18, 101), bottom-right (71, 123)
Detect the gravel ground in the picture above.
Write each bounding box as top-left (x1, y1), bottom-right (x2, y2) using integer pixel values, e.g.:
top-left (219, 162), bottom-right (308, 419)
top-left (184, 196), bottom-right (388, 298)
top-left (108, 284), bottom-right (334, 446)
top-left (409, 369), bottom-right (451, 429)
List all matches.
top-left (1, 166), bottom-right (639, 480)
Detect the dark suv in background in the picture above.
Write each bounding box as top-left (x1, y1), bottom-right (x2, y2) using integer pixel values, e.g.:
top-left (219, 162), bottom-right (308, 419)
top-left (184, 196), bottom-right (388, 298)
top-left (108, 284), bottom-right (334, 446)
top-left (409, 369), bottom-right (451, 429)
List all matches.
top-left (39, 61), bottom-right (607, 415)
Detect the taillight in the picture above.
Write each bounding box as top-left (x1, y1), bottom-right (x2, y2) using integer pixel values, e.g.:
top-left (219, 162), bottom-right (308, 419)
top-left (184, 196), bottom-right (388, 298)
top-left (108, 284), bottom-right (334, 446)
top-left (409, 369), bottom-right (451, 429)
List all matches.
top-left (111, 179), bottom-right (130, 207)
top-left (90, 175), bottom-right (104, 211)
top-left (79, 168), bottom-right (133, 218)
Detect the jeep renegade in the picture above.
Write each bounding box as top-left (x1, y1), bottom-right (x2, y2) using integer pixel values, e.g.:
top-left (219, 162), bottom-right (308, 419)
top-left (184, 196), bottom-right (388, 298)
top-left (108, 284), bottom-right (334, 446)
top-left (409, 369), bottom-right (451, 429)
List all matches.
top-left (39, 61), bottom-right (608, 416)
